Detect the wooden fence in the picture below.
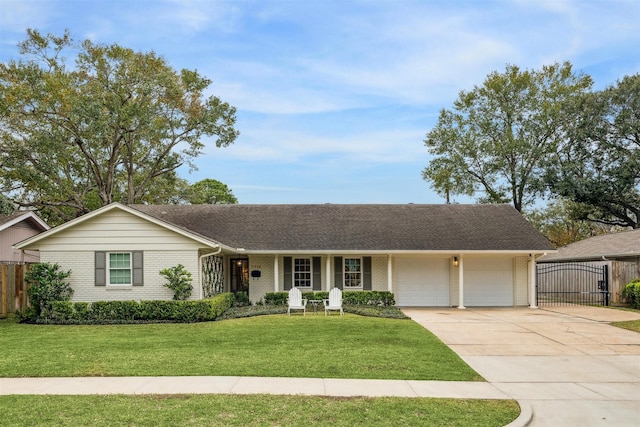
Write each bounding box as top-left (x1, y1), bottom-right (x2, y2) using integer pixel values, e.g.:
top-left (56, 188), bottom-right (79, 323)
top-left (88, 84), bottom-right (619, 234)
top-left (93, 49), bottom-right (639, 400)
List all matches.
top-left (612, 260), bottom-right (640, 302)
top-left (0, 263), bottom-right (30, 318)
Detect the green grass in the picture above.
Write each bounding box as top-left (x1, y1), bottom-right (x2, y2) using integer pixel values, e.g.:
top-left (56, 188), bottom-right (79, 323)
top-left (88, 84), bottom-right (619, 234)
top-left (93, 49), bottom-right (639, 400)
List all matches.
top-left (0, 315), bottom-right (481, 380)
top-left (611, 319), bottom-right (640, 333)
top-left (0, 394), bottom-right (520, 427)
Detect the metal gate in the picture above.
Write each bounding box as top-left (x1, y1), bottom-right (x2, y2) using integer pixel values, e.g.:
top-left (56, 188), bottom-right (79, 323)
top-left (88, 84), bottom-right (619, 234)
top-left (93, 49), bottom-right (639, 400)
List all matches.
top-left (536, 262), bottom-right (609, 306)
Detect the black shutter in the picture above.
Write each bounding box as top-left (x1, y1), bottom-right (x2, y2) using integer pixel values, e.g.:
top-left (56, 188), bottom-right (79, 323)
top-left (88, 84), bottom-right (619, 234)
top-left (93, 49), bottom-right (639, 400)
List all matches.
top-left (312, 257), bottom-right (321, 290)
top-left (283, 256), bottom-right (292, 290)
top-left (95, 252), bottom-right (106, 286)
top-left (363, 256), bottom-right (372, 290)
top-left (132, 251), bottom-right (144, 286)
top-left (334, 256), bottom-right (343, 290)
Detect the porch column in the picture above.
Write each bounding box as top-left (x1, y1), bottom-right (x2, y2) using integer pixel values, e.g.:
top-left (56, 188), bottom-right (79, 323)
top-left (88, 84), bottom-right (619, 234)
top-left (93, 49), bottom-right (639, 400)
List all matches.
top-left (387, 254), bottom-right (393, 292)
top-left (273, 255), bottom-right (279, 292)
top-left (458, 255), bottom-right (466, 309)
top-left (325, 255), bottom-right (332, 290)
top-left (529, 255), bottom-right (538, 309)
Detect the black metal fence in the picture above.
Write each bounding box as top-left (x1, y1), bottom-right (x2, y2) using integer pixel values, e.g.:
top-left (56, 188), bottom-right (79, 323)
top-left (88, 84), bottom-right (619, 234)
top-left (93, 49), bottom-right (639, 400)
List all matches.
top-left (536, 262), bottom-right (609, 306)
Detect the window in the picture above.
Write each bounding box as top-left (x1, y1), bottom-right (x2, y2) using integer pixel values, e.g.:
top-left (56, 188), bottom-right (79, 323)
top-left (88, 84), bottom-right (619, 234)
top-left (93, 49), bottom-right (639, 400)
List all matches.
top-left (109, 252), bottom-right (132, 285)
top-left (294, 258), bottom-right (312, 287)
top-left (344, 257), bottom-right (362, 288)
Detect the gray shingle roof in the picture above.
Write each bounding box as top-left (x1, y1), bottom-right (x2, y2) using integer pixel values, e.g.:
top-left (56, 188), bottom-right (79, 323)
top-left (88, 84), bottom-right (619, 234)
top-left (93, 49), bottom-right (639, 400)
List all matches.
top-left (539, 228), bottom-right (640, 262)
top-left (0, 212), bottom-right (26, 227)
top-left (0, 211), bottom-right (49, 232)
top-left (130, 204), bottom-right (554, 252)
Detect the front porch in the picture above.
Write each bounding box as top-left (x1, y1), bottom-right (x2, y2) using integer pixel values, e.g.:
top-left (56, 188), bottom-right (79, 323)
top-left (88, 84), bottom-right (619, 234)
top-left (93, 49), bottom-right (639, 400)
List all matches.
top-left (199, 253), bottom-right (540, 308)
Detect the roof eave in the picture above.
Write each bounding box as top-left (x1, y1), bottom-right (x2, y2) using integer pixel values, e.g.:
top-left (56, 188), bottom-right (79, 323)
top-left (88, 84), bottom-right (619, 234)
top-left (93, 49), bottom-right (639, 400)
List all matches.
top-left (0, 211), bottom-right (50, 233)
top-left (237, 249), bottom-right (555, 255)
top-left (538, 252), bottom-right (639, 263)
top-left (14, 202), bottom-right (224, 251)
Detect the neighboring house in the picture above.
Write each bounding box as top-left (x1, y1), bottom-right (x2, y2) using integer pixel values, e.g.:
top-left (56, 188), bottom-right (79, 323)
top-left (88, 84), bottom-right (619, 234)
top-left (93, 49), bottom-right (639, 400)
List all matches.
top-left (538, 229), bottom-right (640, 302)
top-left (0, 211), bottom-right (49, 263)
top-left (14, 202), bottom-right (555, 307)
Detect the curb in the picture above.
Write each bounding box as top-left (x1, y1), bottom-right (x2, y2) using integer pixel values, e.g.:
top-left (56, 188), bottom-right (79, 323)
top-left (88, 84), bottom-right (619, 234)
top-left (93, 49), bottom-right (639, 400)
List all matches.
top-left (505, 400), bottom-right (533, 427)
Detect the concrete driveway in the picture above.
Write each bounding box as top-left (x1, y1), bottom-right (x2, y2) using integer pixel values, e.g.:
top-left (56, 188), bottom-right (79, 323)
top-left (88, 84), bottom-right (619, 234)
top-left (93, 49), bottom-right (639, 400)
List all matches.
top-left (402, 306), bottom-right (640, 427)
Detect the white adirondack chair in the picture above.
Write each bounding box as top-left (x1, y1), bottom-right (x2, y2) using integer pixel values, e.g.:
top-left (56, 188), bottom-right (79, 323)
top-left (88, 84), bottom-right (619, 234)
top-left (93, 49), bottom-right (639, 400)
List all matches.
top-left (323, 287), bottom-right (344, 316)
top-left (287, 287), bottom-right (307, 315)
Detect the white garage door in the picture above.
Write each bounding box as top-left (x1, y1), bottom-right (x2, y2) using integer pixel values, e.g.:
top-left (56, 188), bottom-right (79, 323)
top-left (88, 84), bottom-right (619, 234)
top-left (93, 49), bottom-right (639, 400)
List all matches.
top-left (396, 258), bottom-right (450, 306)
top-left (464, 258), bottom-right (513, 306)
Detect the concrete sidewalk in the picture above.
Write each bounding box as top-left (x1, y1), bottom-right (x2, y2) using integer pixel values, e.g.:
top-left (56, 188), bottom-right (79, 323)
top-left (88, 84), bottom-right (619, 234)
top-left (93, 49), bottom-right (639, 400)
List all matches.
top-left (0, 376), bottom-right (509, 399)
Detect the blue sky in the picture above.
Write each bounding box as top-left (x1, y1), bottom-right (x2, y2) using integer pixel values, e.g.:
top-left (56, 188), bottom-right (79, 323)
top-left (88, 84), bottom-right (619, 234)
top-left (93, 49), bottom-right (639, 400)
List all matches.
top-left (1, 0), bottom-right (639, 204)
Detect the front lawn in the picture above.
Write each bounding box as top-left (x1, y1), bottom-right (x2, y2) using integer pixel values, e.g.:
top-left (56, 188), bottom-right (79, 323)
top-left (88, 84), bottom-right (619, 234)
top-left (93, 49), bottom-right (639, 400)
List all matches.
top-left (611, 319), bottom-right (640, 333)
top-left (0, 315), bottom-right (481, 381)
top-left (0, 394), bottom-right (520, 427)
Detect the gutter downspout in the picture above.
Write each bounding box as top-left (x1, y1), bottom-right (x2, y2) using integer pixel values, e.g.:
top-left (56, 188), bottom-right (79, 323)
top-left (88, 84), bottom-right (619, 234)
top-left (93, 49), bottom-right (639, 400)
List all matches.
top-left (199, 247), bottom-right (222, 299)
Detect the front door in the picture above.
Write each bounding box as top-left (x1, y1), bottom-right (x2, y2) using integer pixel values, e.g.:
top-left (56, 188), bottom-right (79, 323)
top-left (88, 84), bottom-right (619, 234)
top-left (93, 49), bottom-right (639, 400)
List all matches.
top-left (230, 258), bottom-right (249, 294)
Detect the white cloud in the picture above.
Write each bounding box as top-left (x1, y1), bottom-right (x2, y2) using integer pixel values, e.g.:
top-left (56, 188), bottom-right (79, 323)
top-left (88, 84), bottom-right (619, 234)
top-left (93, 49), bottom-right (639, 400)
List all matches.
top-left (0, 0), bottom-right (51, 33)
top-left (205, 126), bottom-right (427, 165)
top-left (160, 0), bottom-right (241, 33)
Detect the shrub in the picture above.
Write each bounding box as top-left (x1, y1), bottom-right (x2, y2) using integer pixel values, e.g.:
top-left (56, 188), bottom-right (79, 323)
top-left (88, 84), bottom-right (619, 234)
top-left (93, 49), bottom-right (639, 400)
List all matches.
top-left (264, 292), bottom-right (289, 306)
top-left (233, 291), bottom-right (250, 307)
top-left (24, 262), bottom-right (73, 319)
top-left (343, 291), bottom-right (395, 306)
top-left (160, 264), bottom-right (193, 300)
top-left (264, 290), bottom-right (396, 307)
top-left (91, 300), bottom-right (140, 322)
top-left (622, 280), bottom-right (640, 309)
top-left (16, 306), bottom-right (37, 323)
top-left (44, 293), bottom-right (236, 324)
top-left (209, 293), bottom-right (235, 318)
top-left (139, 300), bottom-right (178, 320)
top-left (50, 301), bottom-right (74, 322)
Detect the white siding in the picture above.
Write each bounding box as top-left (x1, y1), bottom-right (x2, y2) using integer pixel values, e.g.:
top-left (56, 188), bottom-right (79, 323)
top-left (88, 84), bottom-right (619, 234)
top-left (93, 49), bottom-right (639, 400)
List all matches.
top-left (514, 256), bottom-right (529, 306)
top-left (371, 256), bottom-right (387, 291)
top-left (41, 250), bottom-right (200, 302)
top-left (31, 210), bottom-right (206, 302)
top-left (247, 255), bottom-right (275, 303)
top-left (32, 210), bottom-right (202, 251)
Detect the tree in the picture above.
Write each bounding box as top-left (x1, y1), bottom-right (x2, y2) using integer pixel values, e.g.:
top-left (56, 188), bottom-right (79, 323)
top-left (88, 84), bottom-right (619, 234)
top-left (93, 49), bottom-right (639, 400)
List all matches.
top-left (187, 178), bottom-right (238, 204)
top-left (423, 62), bottom-right (592, 212)
top-left (0, 29), bottom-right (238, 224)
top-left (0, 194), bottom-right (15, 215)
top-left (136, 175), bottom-right (191, 205)
top-left (546, 74), bottom-right (640, 228)
top-left (524, 198), bottom-right (608, 247)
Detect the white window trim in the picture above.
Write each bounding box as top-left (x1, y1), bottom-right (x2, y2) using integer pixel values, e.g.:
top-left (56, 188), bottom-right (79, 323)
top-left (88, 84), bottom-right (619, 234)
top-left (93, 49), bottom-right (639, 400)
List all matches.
top-left (108, 252), bottom-right (133, 286)
top-left (344, 257), bottom-right (363, 289)
top-left (293, 257), bottom-right (313, 288)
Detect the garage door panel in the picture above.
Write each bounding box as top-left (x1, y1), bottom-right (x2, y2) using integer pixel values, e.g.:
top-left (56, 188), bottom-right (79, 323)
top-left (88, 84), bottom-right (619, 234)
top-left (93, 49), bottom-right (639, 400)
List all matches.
top-left (464, 258), bottom-right (513, 306)
top-left (397, 258), bottom-right (450, 306)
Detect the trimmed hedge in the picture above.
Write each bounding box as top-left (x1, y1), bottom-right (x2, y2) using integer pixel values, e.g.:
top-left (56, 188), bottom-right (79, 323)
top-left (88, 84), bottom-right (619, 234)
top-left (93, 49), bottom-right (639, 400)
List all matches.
top-left (264, 290), bottom-right (395, 307)
top-left (622, 280), bottom-right (640, 309)
top-left (40, 293), bottom-right (235, 324)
